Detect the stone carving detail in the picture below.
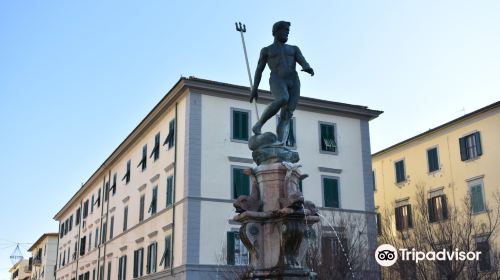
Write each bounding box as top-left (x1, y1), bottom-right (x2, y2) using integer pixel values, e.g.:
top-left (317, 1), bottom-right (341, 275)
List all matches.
top-left (233, 162), bottom-right (319, 279)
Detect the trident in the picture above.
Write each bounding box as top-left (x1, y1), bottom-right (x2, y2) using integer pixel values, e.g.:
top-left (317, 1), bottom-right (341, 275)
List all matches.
top-left (235, 22), bottom-right (260, 120)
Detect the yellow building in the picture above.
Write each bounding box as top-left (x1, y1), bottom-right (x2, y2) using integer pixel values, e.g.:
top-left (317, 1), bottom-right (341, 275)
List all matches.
top-left (373, 101), bottom-right (500, 275)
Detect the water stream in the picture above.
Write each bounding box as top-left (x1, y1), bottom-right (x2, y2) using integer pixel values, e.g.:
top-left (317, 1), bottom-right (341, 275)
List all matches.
top-left (317, 212), bottom-right (356, 279)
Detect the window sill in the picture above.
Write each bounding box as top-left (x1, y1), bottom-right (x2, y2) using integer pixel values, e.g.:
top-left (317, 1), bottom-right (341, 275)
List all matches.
top-left (462, 155), bottom-right (482, 163)
top-left (395, 181), bottom-right (407, 187)
top-left (230, 138), bottom-right (249, 144)
top-left (472, 209), bottom-right (487, 216)
top-left (319, 149), bottom-right (338, 155)
top-left (427, 169), bottom-right (441, 176)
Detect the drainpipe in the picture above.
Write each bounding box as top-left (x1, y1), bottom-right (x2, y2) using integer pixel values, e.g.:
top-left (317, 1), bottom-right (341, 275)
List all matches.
top-left (75, 198), bottom-right (83, 280)
top-left (170, 102), bottom-right (178, 275)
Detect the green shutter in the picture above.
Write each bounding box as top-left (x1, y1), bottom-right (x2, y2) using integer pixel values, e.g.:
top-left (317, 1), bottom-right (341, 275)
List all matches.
top-left (233, 168), bottom-right (249, 198)
top-left (428, 198), bottom-right (435, 223)
top-left (227, 232), bottom-right (235, 265)
top-left (395, 207), bottom-right (401, 231)
top-left (475, 132), bottom-right (482, 156)
top-left (471, 185), bottom-right (485, 213)
top-left (441, 195), bottom-right (448, 220)
top-left (323, 178), bottom-right (339, 208)
top-left (241, 112), bottom-right (248, 140)
top-left (241, 170), bottom-right (249, 196)
top-left (459, 137), bottom-right (468, 161)
top-left (407, 205), bottom-right (413, 228)
top-left (166, 177), bottom-right (173, 207)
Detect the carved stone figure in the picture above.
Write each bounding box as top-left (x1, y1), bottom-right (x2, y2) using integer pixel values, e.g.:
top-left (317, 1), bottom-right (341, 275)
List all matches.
top-left (249, 21), bottom-right (314, 143)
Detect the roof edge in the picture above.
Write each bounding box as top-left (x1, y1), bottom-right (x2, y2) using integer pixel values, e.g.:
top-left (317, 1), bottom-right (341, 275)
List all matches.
top-left (372, 100), bottom-right (500, 157)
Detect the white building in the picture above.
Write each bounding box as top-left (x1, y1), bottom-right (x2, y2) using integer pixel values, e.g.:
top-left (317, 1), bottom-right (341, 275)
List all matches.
top-left (28, 233), bottom-right (59, 280)
top-left (53, 77), bottom-right (382, 280)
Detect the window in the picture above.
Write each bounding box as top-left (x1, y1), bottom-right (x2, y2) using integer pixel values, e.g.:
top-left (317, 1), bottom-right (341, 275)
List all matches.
top-left (372, 170), bottom-right (376, 191)
top-left (321, 229), bottom-right (348, 275)
top-left (164, 119), bottom-right (176, 149)
top-left (149, 186), bottom-right (158, 215)
top-left (376, 212), bottom-right (382, 236)
top-left (95, 228), bottom-right (99, 248)
top-left (109, 216), bottom-right (114, 239)
top-left (323, 177), bottom-right (340, 208)
top-left (106, 261), bottom-right (111, 280)
top-left (123, 206), bottom-right (128, 231)
top-left (298, 180), bottom-right (303, 193)
top-left (60, 223), bottom-right (64, 238)
top-left (395, 204), bottom-right (413, 231)
top-left (146, 242), bottom-right (157, 274)
top-left (319, 122), bottom-right (337, 153)
top-left (166, 176), bottom-right (174, 207)
top-left (160, 235), bottom-right (172, 269)
top-left (459, 132), bottom-right (482, 161)
top-left (427, 147), bottom-right (440, 173)
top-left (99, 265), bottom-right (104, 280)
top-left (91, 195), bottom-right (94, 213)
top-left (395, 160), bottom-right (406, 183)
top-left (101, 222), bottom-right (107, 243)
top-left (88, 232), bottom-right (92, 252)
top-left (232, 167), bottom-right (250, 199)
top-left (468, 179), bottom-right (486, 213)
top-left (139, 195), bottom-right (145, 222)
top-left (284, 117), bottom-right (296, 148)
top-left (227, 231), bottom-right (248, 265)
top-left (96, 188), bottom-right (101, 208)
top-left (69, 215), bottom-right (73, 231)
top-left (73, 242), bottom-right (77, 260)
top-left (122, 160), bottom-right (131, 184)
top-left (83, 200), bottom-right (89, 219)
top-left (118, 255), bottom-right (127, 280)
top-left (80, 236), bottom-right (86, 256)
top-left (133, 248), bottom-right (144, 278)
top-left (76, 208), bottom-right (81, 225)
top-left (150, 132), bottom-right (160, 161)
top-left (65, 219), bottom-right (69, 235)
top-left (92, 269), bottom-right (96, 280)
top-left (104, 182), bottom-right (109, 202)
top-left (476, 237), bottom-right (491, 271)
top-left (138, 145), bottom-right (147, 171)
top-left (231, 109), bottom-right (249, 141)
top-left (428, 195), bottom-right (448, 223)
top-left (111, 173), bottom-right (117, 196)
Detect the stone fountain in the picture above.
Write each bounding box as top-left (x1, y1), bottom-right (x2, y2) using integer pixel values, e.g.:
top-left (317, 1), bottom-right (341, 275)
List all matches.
top-left (233, 133), bottom-right (320, 279)
top-left (232, 20), bottom-right (319, 279)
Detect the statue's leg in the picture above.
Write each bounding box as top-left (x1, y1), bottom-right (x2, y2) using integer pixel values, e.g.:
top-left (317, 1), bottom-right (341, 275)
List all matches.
top-left (277, 79), bottom-right (299, 143)
top-left (252, 78), bottom-right (288, 135)
top-left (277, 106), bottom-right (291, 143)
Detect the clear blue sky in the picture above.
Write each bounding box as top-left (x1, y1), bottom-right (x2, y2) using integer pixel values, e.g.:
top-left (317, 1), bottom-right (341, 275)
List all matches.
top-left (0, 1), bottom-right (499, 278)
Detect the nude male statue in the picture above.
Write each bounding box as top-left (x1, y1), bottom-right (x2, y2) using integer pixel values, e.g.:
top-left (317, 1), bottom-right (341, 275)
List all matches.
top-left (249, 21), bottom-right (314, 143)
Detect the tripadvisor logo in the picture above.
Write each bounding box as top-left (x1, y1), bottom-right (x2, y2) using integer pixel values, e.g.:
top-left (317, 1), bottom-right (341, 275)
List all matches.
top-left (375, 244), bottom-right (398, 267)
top-left (375, 244), bottom-right (482, 267)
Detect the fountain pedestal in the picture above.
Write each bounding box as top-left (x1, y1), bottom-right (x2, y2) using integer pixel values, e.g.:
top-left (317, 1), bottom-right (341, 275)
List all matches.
top-left (233, 161), bottom-right (320, 279)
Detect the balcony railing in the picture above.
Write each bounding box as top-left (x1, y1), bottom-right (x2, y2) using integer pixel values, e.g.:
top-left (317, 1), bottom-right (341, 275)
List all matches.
top-left (32, 258), bottom-right (41, 266)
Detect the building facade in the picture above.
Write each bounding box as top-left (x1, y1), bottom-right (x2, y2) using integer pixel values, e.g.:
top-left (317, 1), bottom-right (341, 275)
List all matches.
top-left (373, 101), bottom-right (500, 275)
top-left (53, 77), bottom-right (381, 280)
top-left (10, 260), bottom-right (31, 280)
top-left (28, 233), bottom-right (59, 280)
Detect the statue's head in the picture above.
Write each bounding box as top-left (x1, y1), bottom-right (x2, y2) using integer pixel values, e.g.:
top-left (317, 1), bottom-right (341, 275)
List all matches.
top-left (272, 21), bottom-right (290, 43)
